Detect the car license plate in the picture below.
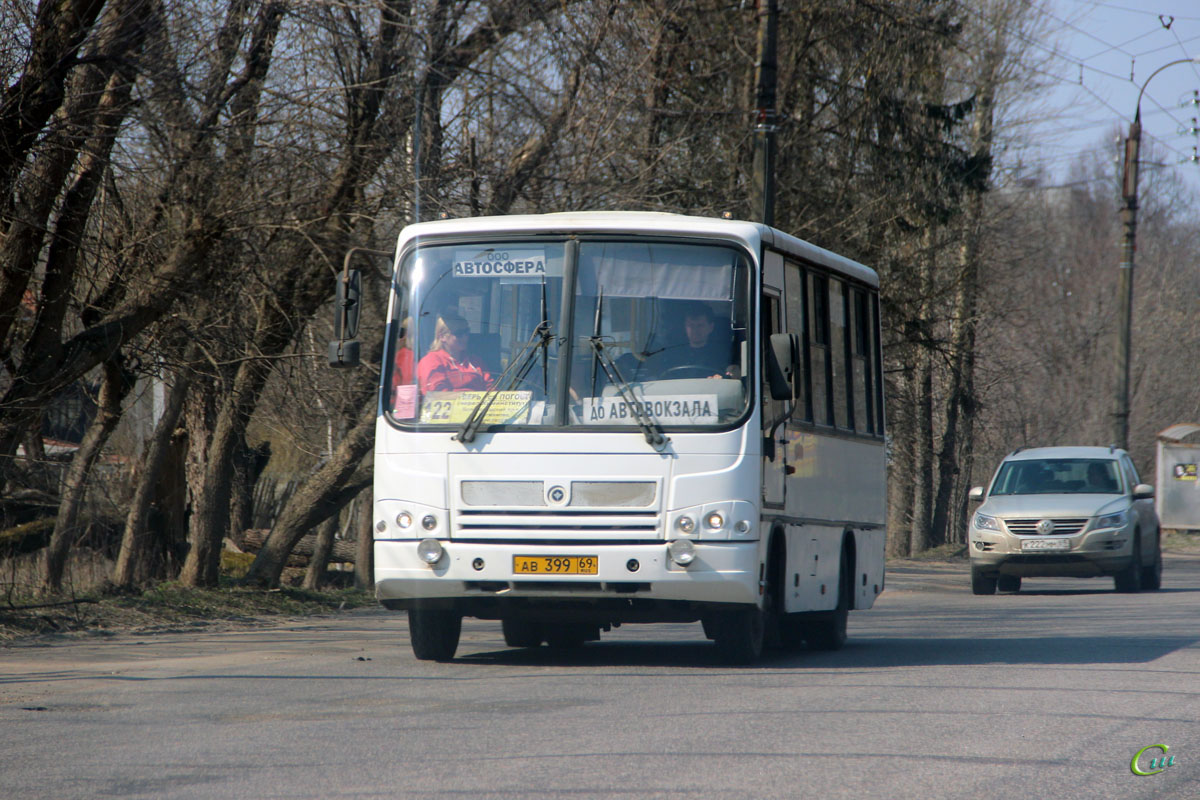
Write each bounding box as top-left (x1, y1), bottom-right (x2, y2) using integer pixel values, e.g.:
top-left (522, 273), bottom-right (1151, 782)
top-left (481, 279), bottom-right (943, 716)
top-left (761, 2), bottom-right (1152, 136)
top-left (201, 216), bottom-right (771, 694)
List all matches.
top-left (1021, 538), bottom-right (1069, 551)
top-left (513, 555), bottom-right (598, 575)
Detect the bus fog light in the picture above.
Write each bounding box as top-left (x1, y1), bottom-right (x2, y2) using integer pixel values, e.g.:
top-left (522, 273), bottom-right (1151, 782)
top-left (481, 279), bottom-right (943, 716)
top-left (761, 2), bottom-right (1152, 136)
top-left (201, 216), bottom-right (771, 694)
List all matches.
top-left (396, 511), bottom-right (413, 530)
top-left (416, 538), bottom-right (444, 565)
top-left (421, 514), bottom-right (438, 531)
top-left (472, 558), bottom-right (485, 571)
top-left (704, 511), bottom-right (725, 530)
top-left (668, 539), bottom-right (696, 566)
top-left (735, 520), bottom-right (751, 534)
top-left (675, 515), bottom-right (696, 534)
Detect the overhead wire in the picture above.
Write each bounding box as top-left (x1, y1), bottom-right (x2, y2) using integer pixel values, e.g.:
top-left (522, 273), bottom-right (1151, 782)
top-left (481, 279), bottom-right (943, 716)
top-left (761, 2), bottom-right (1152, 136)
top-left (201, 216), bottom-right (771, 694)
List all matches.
top-left (959, 1), bottom-right (1200, 172)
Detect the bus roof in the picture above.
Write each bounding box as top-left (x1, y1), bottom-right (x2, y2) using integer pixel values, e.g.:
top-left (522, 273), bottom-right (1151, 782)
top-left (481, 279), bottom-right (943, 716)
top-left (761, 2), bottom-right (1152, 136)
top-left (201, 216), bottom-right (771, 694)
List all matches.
top-left (394, 211), bottom-right (879, 288)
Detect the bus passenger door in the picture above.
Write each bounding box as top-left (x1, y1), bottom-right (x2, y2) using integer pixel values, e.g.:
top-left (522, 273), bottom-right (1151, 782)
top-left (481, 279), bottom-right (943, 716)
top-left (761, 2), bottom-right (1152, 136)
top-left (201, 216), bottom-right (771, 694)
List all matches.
top-left (761, 287), bottom-right (787, 508)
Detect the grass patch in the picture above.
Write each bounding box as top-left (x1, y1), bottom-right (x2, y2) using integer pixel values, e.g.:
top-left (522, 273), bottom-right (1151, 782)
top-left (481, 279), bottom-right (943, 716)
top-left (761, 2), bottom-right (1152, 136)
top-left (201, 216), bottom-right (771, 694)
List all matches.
top-left (0, 581), bottom-right (375, 643)
top-left (891, 542), bottom-right (968, 562)
top-left (1164, 529), bottom-right (1200, 551)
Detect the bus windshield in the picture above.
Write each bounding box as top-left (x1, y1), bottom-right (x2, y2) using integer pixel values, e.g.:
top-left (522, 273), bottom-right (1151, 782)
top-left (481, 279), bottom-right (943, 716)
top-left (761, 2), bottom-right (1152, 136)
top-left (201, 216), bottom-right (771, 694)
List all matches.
top-left (385, 238), bottom-right (751, 431)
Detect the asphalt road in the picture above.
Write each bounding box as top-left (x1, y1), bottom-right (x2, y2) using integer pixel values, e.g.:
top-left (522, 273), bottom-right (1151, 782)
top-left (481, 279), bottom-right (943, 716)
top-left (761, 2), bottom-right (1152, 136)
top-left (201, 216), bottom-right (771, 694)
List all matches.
top-left (2, 553), bottom-right (1198, 800)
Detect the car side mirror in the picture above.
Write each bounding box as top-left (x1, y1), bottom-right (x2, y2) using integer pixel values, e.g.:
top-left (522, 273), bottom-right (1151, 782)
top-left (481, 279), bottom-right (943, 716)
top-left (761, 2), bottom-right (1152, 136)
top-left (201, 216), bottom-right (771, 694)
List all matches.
top-left (968, 486), bottom-right (984, 502)
top-left (1132, 483), bottom-right (1154, 500)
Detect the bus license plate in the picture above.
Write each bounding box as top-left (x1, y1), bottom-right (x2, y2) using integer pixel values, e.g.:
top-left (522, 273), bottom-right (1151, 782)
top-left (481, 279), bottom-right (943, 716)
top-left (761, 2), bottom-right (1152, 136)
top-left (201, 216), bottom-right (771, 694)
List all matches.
top-left (1021, 538), bottom-right (1069, 551)
top-left (513, 555), bottom-right (598, 575)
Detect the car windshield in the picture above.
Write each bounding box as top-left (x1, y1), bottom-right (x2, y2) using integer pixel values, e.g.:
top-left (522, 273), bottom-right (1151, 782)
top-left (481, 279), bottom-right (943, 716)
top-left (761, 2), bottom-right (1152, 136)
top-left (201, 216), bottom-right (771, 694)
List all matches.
top-left (990, 458), bottom-right (1123, 496)
top-left (384, 238), bottom-right (751, 431)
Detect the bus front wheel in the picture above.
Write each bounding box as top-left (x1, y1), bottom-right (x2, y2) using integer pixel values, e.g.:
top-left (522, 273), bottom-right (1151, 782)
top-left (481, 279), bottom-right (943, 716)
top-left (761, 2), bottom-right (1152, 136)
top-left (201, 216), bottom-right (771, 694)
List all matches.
top-left (711, 606), bottom-right (764, 664)
top-left (408, 608), bottom-right (461, 661)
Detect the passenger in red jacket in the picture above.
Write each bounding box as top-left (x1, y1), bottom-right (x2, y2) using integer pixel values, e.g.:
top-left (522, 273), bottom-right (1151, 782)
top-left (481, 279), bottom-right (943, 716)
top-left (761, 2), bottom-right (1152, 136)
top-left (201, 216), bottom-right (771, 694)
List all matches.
top-left (417, 314), bottom-right (493, 392)
top-left (393, 317), bottom-right (415, 385)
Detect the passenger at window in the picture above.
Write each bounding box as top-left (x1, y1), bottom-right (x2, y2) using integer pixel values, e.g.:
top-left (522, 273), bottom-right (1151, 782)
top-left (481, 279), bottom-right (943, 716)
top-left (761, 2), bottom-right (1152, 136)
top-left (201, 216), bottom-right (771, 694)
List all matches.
top-left (417, 314), bottom-right (493, 392)
top-left (393, 317), bottom-right (414, 385)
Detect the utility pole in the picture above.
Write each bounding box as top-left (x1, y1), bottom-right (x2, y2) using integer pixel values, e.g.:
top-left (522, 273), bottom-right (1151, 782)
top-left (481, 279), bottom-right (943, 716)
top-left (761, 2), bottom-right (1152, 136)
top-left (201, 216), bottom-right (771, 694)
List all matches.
top-left (1114, 118), bottom-right (1139, 450)
top-left (751, 0), bottom-right (779, 226)
top-left (1112, 57), bottom-right (1199, 450)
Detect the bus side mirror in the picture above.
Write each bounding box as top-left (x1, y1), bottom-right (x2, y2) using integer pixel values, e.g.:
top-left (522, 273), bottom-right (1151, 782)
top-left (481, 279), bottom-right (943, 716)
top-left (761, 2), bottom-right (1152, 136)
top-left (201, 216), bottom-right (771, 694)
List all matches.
top-left (329, 268), bottom-right (362, 368)
top-left (766, 332), bottom-right (797, 401)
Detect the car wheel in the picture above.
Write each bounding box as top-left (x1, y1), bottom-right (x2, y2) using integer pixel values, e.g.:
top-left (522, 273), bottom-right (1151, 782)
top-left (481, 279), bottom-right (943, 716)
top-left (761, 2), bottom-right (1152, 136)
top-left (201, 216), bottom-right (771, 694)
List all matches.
top-left (1114, 534), bottom-right (1143, 593)
top-left (409, 608), bottom-right (462, 661)
top-left (1140, 534), bottom-right (1163, 591)
top-left (501, 618), bottom-right (543, 648)
top-left (997, 574), bottom-right (1021, 593)
top-left (971, 566), bottom-right (997, 595)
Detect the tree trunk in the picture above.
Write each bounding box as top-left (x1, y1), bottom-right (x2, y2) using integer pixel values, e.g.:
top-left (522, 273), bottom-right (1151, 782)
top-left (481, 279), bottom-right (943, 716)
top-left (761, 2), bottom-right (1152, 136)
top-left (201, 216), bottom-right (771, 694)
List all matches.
top-left (930, 36), bottom-right (999, 548)
top-left (302, 514), bottom-right (339, 590)
top-left (243, 398), bottom-right (376, 588)
top-left (113, 369), bottom-right (190, 589)
top-left (909, 343), bottom-right (935, 553)
top-left (0, 0), bottom-right (107, 203)
top-left (44, 357), bottom-right (133, 591)
top-left (885, 368), bottom-right (914, 558)
top-left (354, 488), bottom-right (374, 591)
top-left (235, 528), bottom-right (357, 565)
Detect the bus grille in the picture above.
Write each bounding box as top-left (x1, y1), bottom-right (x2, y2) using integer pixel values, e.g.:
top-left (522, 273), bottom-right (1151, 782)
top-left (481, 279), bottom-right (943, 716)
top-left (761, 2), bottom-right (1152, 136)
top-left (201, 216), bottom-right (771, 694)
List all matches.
top-left (455, 479), bottom-right (661, 540)
top-left (454, 509), bottom-right (661, 539)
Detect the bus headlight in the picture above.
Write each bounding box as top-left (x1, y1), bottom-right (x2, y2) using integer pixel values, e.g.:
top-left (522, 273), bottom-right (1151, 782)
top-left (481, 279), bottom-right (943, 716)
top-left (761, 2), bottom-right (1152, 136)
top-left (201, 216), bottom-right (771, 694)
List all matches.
top-left (396, 511), bottom-right (414, 530)
top-left (416, 538), bottom-right (444, 565)
top-left (704, 511), bottom-right (725, 530)
top-left (675, 515), bottom-right (696, 534)
top-left (668, 539), bottom-right (696, 566)
top-left (421, 514), bottom-right (438, 531)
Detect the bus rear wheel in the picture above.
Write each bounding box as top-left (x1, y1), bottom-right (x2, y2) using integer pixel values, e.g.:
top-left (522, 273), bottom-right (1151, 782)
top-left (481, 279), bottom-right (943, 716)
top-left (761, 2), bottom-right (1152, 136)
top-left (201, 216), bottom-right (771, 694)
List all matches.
top-left (408, 609), bottom-right (461, 661)
top-left (804, 554), bottom-right (849, 651)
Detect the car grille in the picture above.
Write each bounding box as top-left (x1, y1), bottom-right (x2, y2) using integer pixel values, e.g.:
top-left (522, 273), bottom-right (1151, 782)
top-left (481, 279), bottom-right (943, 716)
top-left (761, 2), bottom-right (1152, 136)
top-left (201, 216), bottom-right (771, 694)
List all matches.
top-left (1003, 518), bottom-right (1089, 536)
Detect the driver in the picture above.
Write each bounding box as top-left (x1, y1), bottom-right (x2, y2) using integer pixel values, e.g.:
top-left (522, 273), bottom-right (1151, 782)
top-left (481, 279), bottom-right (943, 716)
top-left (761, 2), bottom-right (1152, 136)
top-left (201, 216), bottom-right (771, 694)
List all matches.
top-left (657, 302), bottom-right (736, 379)
top-left (417, 313), bottom-right (493, 392)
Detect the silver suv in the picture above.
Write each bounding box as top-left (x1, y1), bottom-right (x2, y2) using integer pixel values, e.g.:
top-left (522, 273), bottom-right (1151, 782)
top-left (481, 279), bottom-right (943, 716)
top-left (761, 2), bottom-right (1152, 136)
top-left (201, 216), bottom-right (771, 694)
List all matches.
top-left (967, 446), bottom-right (1161, 594)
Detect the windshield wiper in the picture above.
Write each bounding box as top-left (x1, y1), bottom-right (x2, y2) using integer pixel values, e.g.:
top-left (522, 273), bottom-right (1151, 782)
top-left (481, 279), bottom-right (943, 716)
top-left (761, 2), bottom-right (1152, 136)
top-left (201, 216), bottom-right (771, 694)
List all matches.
top-left (584, 336), bottom-right (669, 451)
top-left (455, 320), bottom-right (554, 443)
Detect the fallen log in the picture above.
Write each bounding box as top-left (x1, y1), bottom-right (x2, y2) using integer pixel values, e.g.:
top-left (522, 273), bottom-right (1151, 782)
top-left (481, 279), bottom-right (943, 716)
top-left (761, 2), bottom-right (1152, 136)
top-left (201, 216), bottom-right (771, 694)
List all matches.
top-left (232, 528), bottom-right (357, 566)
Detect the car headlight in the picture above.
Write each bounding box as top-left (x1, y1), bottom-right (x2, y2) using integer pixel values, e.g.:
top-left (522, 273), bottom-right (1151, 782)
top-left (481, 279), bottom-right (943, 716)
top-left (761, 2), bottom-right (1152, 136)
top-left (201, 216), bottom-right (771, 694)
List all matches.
top-left (1096, 509), bottom-right (1129, 529)
top-left (973, 513), bottom-right (1001, 532)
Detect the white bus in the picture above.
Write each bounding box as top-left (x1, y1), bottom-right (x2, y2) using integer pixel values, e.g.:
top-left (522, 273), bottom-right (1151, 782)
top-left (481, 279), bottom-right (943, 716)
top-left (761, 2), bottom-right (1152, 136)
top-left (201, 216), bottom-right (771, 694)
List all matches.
top-left (354, 211), bottom-right (886, 663)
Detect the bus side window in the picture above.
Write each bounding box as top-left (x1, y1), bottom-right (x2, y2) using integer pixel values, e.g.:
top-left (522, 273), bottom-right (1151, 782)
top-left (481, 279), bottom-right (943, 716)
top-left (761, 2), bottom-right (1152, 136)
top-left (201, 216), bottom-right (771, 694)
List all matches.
top-left (785, 260), bottom-right (810, 422)
top-left (829, 278), bottom-right (850, 430)
top-left (808, 272), bottom-right (831, 426)
top-left (851, 288), bottom-right (871, 435)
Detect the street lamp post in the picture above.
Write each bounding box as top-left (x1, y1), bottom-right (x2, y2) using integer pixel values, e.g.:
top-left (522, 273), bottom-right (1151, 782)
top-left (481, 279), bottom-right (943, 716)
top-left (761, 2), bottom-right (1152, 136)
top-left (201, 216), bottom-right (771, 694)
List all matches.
top-left (1114, 57), bottom-right (1200, 450)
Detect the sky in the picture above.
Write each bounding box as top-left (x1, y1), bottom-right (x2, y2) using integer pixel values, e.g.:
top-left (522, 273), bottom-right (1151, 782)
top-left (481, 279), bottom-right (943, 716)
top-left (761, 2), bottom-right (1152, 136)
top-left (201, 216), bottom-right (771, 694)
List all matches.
top-left (1020, 0), bottom-right (1200, 191)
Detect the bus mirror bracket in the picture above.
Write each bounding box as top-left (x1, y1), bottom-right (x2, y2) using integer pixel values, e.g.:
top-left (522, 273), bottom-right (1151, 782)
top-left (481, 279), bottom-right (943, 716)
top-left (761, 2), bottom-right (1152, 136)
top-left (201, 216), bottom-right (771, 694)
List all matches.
top-left (329, 246), bottom-right (392, 368)
top-left (330, 266), bottom-right (362, 368)
top-left (766, 332), bottom-right (797, 401)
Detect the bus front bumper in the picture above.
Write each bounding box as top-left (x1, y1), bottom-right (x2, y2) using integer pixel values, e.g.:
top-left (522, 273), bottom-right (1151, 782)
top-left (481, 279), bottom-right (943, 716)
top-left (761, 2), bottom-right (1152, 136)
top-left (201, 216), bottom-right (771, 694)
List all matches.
top-left (374, 539), bottom-right (761, 610)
